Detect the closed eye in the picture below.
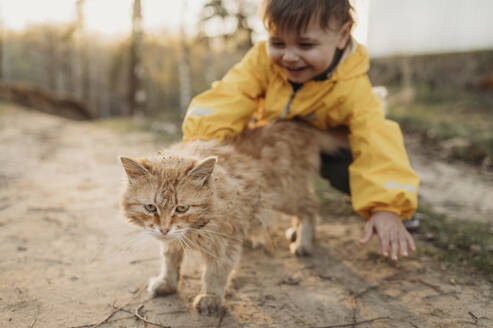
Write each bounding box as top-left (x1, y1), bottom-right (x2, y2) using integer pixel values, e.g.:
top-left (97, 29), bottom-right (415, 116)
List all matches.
top-left (299, 43), bottom-right (315, 49)
top-left (269, 40), bottom-right (285, 48)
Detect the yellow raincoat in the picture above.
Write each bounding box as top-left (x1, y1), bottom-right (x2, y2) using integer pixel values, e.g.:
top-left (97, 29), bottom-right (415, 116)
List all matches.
top-left (182, 41), bottom-right (419, 220)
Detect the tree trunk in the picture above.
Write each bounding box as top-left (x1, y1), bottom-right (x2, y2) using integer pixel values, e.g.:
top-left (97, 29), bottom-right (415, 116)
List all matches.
top-left (0, 23), bottom-right (3, 80)
top-left (60, 27), bottom-right (76, 97)
top-left (45, 30), bottom-right (58, 93)
top-left (179, 0), bottom-right (191, 117)
top-left (76, 0), bottom-right (91, 113)
top-left (128, 0), bottom-right (146, 116)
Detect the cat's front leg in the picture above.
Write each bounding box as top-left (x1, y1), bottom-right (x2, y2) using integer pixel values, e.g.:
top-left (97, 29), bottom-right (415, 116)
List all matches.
top-left (148, 241), bottom-right (184, 296)
top-left (193, 248), bottom-right (240, 315)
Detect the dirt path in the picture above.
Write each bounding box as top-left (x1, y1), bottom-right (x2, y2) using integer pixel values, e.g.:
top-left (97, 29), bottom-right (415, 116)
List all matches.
top-left (1, 104), bottom-right (492, 328)
top-left (406, 136), bottom-right (493, 224)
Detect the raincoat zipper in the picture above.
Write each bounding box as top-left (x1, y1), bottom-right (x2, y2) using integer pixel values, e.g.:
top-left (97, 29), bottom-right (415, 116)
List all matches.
top-left (280, 84), bottom-right (303, 119)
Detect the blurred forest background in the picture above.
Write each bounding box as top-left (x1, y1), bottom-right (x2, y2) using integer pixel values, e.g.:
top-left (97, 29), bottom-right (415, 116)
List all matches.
top-left (0, 0), bottom-right (259, 121)
top-left (0, 0), bottom-right (492, 168)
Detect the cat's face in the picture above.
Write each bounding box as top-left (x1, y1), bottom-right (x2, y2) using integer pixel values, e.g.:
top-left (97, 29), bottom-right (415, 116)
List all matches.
top-left (120, 155), bottom-right (216, 241)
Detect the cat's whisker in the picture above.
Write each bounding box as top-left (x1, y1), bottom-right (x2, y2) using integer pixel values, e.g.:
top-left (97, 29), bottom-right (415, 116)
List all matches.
top-left (195, 230), bottom-right (241, 242)
top-left (201, 222), bottom-right (241, 234)
top-left (182, 234), bottom-right (219, 259)
top-left (116, 231), bottom-right (149, 250)
top-left (188, 229), bottom-right (216, 242)
top-left (192, 228), bottom-right (243, 242)
top-left (145, 229), bottom-right (164, 239)
top-left (179, 235), bottom-right (194, 252)
top-left (177, 238), bottom-right (186, 252)
top-left (97, 230), bottom-right (152, 263)
top-left (175, 231), bottom-right (187, 245)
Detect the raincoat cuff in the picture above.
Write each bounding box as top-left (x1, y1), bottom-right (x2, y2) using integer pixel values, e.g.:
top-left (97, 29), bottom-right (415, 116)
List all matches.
top-left (370, 206), bottom-right (402, 220)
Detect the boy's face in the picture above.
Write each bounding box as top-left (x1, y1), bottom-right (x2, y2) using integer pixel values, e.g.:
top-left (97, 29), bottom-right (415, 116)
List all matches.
top-left (267, 18), bottom-right (351, 83)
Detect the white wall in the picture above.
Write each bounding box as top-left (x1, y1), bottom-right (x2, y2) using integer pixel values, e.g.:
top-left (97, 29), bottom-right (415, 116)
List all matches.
top-left (365, 0), bottom-right (493, 57)
top-left (352, 0), bottom-right (370, 46)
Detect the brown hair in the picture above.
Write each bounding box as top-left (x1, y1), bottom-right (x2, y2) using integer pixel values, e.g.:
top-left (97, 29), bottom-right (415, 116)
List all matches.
top-left (260, 0), bottom-right (354, 34)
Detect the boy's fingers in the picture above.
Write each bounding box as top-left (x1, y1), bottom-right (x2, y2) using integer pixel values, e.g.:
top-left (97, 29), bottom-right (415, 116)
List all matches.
top-left (406, 232), bottom-right (417, 252)
top-left (399, 235), bottom-right (408, 257)
top-left (391, 235), bottom-right (399, 261)
top-left (378, 232), bottom-right (389, 257)
top-left (359, 222), bottom-right (374, 244)
top-left (381, 242), bottom-right (389, 257)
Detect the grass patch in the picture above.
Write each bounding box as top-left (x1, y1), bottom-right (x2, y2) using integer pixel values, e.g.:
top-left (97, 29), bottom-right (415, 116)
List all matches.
top-left (96, 117), bottom-right (151, 132)
top-left (313, 175), bottom-right (355, 219)
top-left (96, 116), bottom-right (182, 143)
top-left (417, 205), bottom-right (493, 275)
top-left (388, 85), bottom-right (493, 167)
top-left (0, 101), bottom-right (21, 115)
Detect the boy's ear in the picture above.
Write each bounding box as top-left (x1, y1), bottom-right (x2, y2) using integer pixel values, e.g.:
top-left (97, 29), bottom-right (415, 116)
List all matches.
top-left (120, 157), bottom-right (149, 183)
top-left (336, 21), bottom-right (352, 50)
top-left (187, 156), bottom-right (217, 187)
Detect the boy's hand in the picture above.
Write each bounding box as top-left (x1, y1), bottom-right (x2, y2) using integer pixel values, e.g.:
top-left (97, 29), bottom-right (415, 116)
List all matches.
top-left (359, 211), bottom-right (416, 261)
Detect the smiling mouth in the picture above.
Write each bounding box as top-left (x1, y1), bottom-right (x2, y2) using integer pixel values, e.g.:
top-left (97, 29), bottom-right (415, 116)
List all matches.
top-left (283, 66), bottom-right (308, 73)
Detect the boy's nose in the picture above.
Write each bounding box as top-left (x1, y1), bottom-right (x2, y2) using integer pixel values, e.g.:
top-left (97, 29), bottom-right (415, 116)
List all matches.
top-left (282, 51), bottom-right (299, 63)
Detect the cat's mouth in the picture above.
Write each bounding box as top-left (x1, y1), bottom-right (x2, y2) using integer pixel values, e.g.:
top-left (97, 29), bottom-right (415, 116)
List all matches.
top-left (147, 226), bottom-right (180, 241)
top-left (153, 231), bottom-right (180, 241)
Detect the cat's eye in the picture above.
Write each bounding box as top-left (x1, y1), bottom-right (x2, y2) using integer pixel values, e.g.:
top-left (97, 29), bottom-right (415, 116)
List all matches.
top-left (144, 204), bottom-right (157, 213)
top-left (175, 205), bottom-right (190, 213)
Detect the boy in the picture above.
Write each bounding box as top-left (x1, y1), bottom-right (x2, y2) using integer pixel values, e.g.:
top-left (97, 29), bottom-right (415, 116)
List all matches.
top-left (182, 0), bottom-right (419, 261)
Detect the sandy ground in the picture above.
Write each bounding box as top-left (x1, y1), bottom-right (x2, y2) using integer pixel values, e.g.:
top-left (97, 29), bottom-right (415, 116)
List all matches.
top-left (1, 104), bottom-right (492, 328)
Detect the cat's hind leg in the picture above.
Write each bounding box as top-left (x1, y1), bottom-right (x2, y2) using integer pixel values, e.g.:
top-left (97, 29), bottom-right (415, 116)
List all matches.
top-left (289, 194), bottom-right (319, 256)
top-left (289, 215), bottom-right (317, 256)
top-left (285, 224), bottom-right (297, 242)
top-left (148, 241), bottom-right (184, 296)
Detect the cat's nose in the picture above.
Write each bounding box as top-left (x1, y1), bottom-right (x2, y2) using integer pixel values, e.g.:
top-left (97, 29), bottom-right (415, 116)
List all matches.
top-left (160, 227), bottom-right (170, 235)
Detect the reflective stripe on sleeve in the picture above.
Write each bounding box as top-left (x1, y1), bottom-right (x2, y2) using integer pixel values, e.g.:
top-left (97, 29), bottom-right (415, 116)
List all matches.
top-left (384, 181), bottom-right (417, 193)
top-left (187, 108), bottom-right (215, 117)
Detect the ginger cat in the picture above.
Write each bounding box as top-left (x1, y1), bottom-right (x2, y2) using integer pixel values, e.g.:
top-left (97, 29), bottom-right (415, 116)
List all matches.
top-left (120, 120), bottom-right (347, 315)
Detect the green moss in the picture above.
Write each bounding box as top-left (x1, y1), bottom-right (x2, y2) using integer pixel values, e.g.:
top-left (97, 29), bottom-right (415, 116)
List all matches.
top-left (0, 102), bottom-right (20, 115)
top-left (417, 205), bottom-right (493, 275)
top-left (313, 175), bottom-right (355, 220)
top-left (388, 86), bottom-right (493, 166)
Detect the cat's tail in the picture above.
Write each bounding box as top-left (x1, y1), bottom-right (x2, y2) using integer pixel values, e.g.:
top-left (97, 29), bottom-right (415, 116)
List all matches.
top-left (310, 126), bottom-right (350, 155)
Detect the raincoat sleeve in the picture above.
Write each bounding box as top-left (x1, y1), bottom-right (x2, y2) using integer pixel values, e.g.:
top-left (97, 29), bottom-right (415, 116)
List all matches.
top-left (341, 76), bottom-right (419, 220)
top-left (182, 42), bottom-right (269, 141)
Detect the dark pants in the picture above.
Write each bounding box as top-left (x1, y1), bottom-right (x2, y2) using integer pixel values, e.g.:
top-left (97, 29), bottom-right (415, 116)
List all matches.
top-left (321, 149), bottom-right (419, 228)
top-left (320, 149), bottom-right (353, 195)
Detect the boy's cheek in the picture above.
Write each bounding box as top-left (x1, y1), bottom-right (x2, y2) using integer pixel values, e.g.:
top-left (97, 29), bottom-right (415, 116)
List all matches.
top-left (266, 45), bottom-right (279, 61)
top-left (268, 53), bottom-right (283, 69)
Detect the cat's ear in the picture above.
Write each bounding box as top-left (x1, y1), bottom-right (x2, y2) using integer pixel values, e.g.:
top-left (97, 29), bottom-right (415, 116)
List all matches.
top-left (120, 157), bottom-right (149, 183)
top-left (188, 156), bottom-right (217, 187)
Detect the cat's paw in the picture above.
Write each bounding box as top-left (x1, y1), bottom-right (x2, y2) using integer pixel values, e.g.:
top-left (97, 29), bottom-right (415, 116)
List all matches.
top-left (147, 276), bottom-right (177, 297)
top-left (289, 242), bottom-right (312, 257)
top-left (285, 227), bottom-right (297, 242)
top-left (193, 294), bottom-right (224, 315)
